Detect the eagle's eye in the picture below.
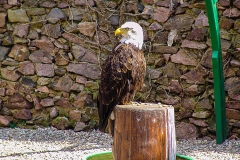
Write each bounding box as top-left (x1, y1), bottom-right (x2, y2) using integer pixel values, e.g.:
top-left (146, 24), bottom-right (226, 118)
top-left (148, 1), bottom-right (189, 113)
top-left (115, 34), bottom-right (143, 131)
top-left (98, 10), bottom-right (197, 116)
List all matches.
top-left (131, 30), bottom-right (136, 34)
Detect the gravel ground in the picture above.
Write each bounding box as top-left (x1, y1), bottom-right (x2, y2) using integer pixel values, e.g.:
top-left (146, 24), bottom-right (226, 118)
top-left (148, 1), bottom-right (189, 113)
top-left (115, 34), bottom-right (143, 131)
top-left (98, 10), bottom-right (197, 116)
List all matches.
top-left (0, 127), bottom-right (240, 160)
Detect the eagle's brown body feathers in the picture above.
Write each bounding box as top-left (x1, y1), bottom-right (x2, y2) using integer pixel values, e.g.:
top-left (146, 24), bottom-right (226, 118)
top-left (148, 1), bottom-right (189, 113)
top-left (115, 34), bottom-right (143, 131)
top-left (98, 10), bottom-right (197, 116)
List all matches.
top-left (97, 43), bottom-right (146, 132)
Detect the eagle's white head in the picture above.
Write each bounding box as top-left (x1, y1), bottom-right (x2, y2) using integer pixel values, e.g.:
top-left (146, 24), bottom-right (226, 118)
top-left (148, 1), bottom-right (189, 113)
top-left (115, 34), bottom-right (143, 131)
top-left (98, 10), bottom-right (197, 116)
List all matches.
top-left (115, 22), bottom-right (143, 50)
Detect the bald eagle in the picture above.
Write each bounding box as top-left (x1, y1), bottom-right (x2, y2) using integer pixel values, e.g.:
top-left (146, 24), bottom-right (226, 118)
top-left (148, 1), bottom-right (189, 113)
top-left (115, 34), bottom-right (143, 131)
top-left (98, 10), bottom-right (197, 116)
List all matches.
top-left (97, 22), bottom-right (146, 134)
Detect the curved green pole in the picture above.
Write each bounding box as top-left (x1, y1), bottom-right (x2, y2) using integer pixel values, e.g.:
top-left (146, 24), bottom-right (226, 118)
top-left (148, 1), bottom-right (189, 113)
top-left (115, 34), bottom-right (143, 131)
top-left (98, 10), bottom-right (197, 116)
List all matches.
top-left (205, 0), bottom-right (226, 144)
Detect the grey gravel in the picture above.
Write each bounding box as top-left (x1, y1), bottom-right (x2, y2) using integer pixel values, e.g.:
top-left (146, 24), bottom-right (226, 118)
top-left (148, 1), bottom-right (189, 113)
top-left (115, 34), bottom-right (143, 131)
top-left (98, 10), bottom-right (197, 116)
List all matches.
top-left (0, 127), bottom-right (240, 160)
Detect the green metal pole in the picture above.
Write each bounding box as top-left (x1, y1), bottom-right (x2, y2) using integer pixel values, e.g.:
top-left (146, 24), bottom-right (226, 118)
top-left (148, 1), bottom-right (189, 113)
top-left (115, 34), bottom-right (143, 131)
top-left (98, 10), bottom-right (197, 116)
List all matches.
top-left (204, 0), bottom-right (227, 144)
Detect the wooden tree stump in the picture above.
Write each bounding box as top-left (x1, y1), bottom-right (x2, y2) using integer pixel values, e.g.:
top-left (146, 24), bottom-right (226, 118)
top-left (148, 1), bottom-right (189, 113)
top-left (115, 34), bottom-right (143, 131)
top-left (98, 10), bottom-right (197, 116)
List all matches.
top-left (112, 103), bottom-right (176, 160)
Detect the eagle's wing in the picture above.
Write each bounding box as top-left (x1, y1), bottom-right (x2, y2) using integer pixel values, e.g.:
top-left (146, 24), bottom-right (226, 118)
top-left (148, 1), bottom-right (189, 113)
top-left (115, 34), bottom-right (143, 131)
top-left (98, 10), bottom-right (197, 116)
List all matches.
top-left (97, 43), bottom-right (135, 132)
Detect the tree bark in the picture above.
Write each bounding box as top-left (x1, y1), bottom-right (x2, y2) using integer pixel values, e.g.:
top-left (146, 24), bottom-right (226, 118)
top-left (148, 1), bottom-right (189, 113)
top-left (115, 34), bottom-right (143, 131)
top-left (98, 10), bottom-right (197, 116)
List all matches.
top-left (112, 103), bottom-right (176, 160)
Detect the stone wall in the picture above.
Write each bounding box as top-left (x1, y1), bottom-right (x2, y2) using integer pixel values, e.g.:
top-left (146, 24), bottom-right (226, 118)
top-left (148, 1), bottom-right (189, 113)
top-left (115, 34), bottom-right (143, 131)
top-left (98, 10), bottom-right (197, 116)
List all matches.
top-left (0, 0), bottom-right (240, 139)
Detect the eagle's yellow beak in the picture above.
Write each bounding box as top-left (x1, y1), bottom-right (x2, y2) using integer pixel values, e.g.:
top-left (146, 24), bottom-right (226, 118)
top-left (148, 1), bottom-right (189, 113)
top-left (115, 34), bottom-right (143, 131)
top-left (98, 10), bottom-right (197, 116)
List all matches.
top-left (115, 28), bottom-right (127, 36)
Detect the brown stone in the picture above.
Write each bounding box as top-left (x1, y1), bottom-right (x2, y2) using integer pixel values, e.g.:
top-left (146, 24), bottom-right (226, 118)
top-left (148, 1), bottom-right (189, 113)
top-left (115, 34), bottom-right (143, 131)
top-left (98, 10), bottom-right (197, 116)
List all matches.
top-left (62, 32), bottom-right (84, 44)
top-left (71, 45), bottom-right (98, 64)
top-left (52, 39), bottom-right (69, 50)
top-left (149, 22), bottom-right (163, 31)
top-left (8, 9), bottom-right (30, 23)
top-left (181, 70), bottom-right (205, 84)
top-left (189, 118), bottom-right (208, 127)
top-left (0, 28), bottom-right (6, 33)
top-left (0, 13), bottom-right (7, 27)
top-left (176, 122), bottom-right (197, 139)
top-left (50, 75), bottom-right (73, 93)
top-left (142, 0), bottom-right (154, 4)
top-left (94, 31), bottom-right (110, 45)
top-left (155, 0), bottom-right (171, 7)
top-left (40, 98), bottom-right (54, 107)
top-left (1, 68), bottom-right (20, 81)
top-left (52, 116), bottom-right (70, 130)
top-left (181, 98), bottom-right (196, 110)
top-left (26, 8), bottom-right (46, 15)
top-left (234, 34), bottom-right (240, 48)
top-left (196, 98), bottom-right (212, 110)
top-left (192, 111), bottom-right (211, 119)
top-left (164, 14), bottom-right (194, 31)
top-left (219, 0), bottom-right (231, 6)
top-left (55, 98), bottom-right (73, 108)
top-left (13, 24), bottom-right (29, 38)
top-left (230, 59), bottom-right (240, 67)
top-left (29, 50), bottom-right (53, 64)
top-left (147, 68), bottom-right (162, 79)
top-left (171, 49), bottom-right (197, 66)
top-left (152, 7), bottom-right (170, 23)
top-left (13, 109), bottom-right (32, 120)
top-left (18, 61), bottom-right (35, 75)
top-left (74, 122), bottom-right (87, 132)
top-left (6, 93), bottom-right (33, 109)
top-left (40, 0), bottom-right (56, 8)
top-left (195, 11), bottom-right (209, 27)
top-left (50, 107), bottom-right (59, 118)
top-left (233, 121), bottom-right (240, 128)
top-left (0, 99), bottom-right (2, 110)
top-left (0, 115), bottom-right (10, 126)
top-left (160, 96), bottom-right (180, 105)
top-left (6, 84), bottom-right (15, 96)
top-left (0, 46), bottom-right (10, 60)
top-left (2, 58), bottom-right (19, 66)
top-left (223, 8), bottom-right (240, 18)
top-left (225, 68), bottom-right (236, 78)
top-left (28, 30), bottom-right (40, 40)
top-left (181, 40), bottom-right (207, 50)
top-left (226, 101), bottom-right (240, 110)
top-left (234, 0), bottom-right (240, 8)
top-left (201, 49), bottom-right (212, 68)
top-left (0, 88), bottom-right (6, 96)
top-left (150, 31), bottom-right (168, 44)
top-left (226, 108), bottom-right (240, 120)
top-left (76, 75), bottom-right (87, 84)
top-left (41, 24), bottom-right (61, 38)
top-left (142, 5), bottom-right (153, 15)
top-left (70, 83), bottom-right (84, 92)
top-left (55, 50), bottom-right (69, 66)
top-left (176, 110), bottom-right (192, 120)
top-left (75, 0), bottom-right (95, 6)
top-left (32, 37), bottom-right (55, 53)
top-left (168, 80), bottom-right (182, 93)
top-left (69, 110), bottom-right (81, 122)
top-left (162, 62), bottom-right (181, 78)
top-left (46, 8), bottom-right (66, 23)
top-left (55, 67), bottom-right (66, 76)
top-left (36, 63), bottom-right (54, 77)
top-left (221, 39), bottom-right (231, 51)
top-left (36, 86), bottom-right (49, 93)
top-left (109, 15), bottom-right (119, 26)
top-left (155, 57), bottom-right (165, 67)
top-left (33, 97), bottom-right (42, 110)
top-left (9, 44), bottom-right (30, 61)
top-left (2, 35), bottom-right (13, 46)
top-left (186, 28), bottom-right (208, 42)
top-left (78, 22), bottom-right (96, 37)
top-left (152, 45), bottom-right (178, 54)
top-left (183, 85), bottom-right (204, 96)
top-left (62, 22), bottom-right (79, 34)
top-left (225, 77), bottom-right (240, 100)
top-left (220, 18), bottom-right (234, 30)
top-left (67, 63), bottom-right (101, 80)
top-left (73, 92), bottom-right (92, 108)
